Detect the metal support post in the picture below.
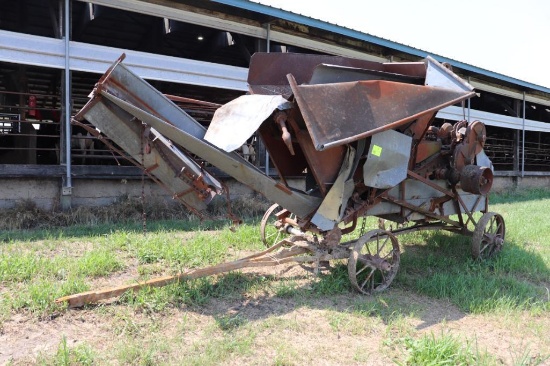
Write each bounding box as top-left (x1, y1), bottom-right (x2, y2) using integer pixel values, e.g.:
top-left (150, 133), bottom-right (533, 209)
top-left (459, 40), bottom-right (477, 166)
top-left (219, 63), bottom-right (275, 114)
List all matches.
top-left (60, 0), bottom-right (72, 210)
top-left (512, 99), bottom-right (520, 175)
top-left (522, 92), bottom-right (526, 178)
top-left (264, 22), bottom-right (271, 176)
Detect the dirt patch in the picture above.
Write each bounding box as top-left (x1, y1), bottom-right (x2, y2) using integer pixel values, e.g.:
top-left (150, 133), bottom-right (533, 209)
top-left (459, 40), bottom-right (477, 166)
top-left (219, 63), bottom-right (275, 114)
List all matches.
top-left (0, 311), bottom-right (110, 364)
top-left (1, 252), bottom-right (549, 365)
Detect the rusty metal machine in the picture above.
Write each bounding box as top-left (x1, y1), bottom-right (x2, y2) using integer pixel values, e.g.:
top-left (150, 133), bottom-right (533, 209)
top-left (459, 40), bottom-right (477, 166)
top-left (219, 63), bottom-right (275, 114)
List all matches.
top-left (58, 52), bottom-right (505, 307)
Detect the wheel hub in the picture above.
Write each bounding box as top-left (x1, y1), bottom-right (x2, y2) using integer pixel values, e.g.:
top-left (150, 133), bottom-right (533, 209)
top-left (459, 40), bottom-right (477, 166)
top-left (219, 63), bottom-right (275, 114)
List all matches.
top-left (358, 254), bottom-right (392, 272)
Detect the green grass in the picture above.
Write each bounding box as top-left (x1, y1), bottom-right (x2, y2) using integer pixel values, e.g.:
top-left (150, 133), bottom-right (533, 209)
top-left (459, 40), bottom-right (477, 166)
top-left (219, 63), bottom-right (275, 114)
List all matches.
top-left (2, 189), bottom-right (549, 317)
top-left (0, 217), bottom-right (267, 317)
top-left (183, 330), bottom-right (256, 366)
top-left (119, 272), bottom-right (270, 311)
top-left (399, 332), bottom-right (496, 366)
top-left (1, 189), bottom-right (549, 364)
top-left (37, 336), bottom-right (97, 366)
top-left (392, 190), bottom-right (550, 314)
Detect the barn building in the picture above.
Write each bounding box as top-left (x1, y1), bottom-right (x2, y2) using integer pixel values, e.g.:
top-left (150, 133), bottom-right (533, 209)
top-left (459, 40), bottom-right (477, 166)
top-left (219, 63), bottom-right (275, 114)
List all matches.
top-left (1, 0), bottom-right (549, 210)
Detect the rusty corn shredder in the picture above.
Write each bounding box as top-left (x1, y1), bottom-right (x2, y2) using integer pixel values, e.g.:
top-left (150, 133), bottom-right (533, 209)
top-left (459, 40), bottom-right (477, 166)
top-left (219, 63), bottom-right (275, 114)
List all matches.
top-left (57, 53), bottom-right (505, 307)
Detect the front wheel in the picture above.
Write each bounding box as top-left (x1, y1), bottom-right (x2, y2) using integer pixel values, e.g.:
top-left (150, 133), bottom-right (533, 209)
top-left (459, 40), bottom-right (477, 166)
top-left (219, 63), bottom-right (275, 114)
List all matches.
top-left (348, 229), bottom-right (400, 294)
top-left (260, 204), bottom-right (293, 247)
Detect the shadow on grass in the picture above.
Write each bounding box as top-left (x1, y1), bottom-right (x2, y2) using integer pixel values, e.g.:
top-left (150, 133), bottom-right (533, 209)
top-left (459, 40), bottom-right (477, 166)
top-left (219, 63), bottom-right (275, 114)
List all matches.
top-left (0, 218), bottom-right (259, 243)
top-left (6, 188), bottom-right (550, 332)
top-left (397, 230), bottom-right (550, 314)
top-left (104, 263), bottom-right (449, 331)
top-left (113, 264), bottom-right (461, 332)
top-left (490, 188), bottom-right (550, 205)
top-left (106, 227), bottom-right (549, 332)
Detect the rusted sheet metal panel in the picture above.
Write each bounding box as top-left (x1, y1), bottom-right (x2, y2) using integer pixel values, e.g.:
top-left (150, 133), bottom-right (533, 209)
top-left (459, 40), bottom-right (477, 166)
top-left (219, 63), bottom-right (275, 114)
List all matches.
top-left (204, 94), bottom-right (290, 152)
top-left (95, 55), bottom-right (207, 139)
top-left (258, 121), bottom-right (308, 180)
top-left (382, 62), bottom-right (427, 78)
top-left (291, 79), bottom-right (473, 151)
top-left (248, 53), bottom-right (431, 95)
top-left (311, 147), bottom-right (356, 231)
top-left (248, 53), bottom-right (387, 97)
top-left (416, 140), bottom-right (443, 163)
top-left (76, 98), bottom-right (219, 214)
top-left (294, 130), bottom-right (345, 195)
top-left (365, 179), bottom-right (486, 219)
top-left (309, 64), bottom-right (424, 85)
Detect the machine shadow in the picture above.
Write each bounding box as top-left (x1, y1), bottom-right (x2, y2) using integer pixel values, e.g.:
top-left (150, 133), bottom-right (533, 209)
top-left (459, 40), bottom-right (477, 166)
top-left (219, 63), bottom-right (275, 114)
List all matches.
top-left (142, 265), bottom-right (463, 331)
top-left (152, 229), bottom-right (548, 332)
top-left (0, 217), bottom-right (250, 243)
top-left (489, 188), bottom-right (550, 205)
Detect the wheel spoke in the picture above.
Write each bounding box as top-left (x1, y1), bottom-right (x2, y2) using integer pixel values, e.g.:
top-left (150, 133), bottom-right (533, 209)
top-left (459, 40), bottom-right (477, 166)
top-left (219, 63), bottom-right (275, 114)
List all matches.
top-left (355, 262), bottom-right (369, 276)
top-left (360, 268), bottom-right (375, 290)
top-left (488, 217), bottom-right (495, 233)
top-left (377, 236), bottom-right (388, 254)
top-left (349, 230), bottom-right (400, 295)
top-left (382, 249), bottom-right (394, 260)
top-left (260, 204), bottom-right (296, 247)
top-left (479, 241), bottom-right (490, 254)
top-left (365, 243), bottom-right (372, 256)
top-left (266, 230), bottom-right (281, 245)
top-left (495, 222), bottom-right (503, 235)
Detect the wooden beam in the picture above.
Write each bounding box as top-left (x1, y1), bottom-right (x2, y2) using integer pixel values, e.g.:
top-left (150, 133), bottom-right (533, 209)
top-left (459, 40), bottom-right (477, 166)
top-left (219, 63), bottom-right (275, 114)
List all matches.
top-left (56, 241), bottom-right (311, 308)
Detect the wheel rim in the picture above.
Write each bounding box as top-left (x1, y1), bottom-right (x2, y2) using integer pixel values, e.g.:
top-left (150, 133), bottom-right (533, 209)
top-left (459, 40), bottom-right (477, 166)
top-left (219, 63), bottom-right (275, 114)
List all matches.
top-left (472, 212), bottom-right (505, 260)
top-left (260, 204), bottom-right (291, 247)
top-left (348, 229), bottom-right (400, 294)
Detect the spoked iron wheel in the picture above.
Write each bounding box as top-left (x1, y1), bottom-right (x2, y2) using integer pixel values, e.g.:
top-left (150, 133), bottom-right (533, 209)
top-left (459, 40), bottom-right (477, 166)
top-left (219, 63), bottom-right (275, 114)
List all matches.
top-left (472, 212), bottom-right (505, 260)
top-left (260, 203), bottom-right (293, 247)
top-left (348, 229), bottom-right (400, 295)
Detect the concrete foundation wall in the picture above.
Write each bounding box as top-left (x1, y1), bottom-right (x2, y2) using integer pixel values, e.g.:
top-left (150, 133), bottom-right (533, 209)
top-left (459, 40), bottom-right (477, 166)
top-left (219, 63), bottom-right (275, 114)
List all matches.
top-left (0, 177), bottom-right (307, 211)
top-left (0, 175), bottom-right (544, 211)
top-left (0, 178), bottom-right (170, 210)
top-left (0, 178), bottom-right (59, 210)
top-left (492, 176), bottom-right (550, 193)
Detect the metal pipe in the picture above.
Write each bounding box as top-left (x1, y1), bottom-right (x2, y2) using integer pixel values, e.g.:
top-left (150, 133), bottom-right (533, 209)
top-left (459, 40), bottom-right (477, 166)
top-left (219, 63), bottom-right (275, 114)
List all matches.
top-left (286, 226), bottom-right (306, 236)
top-left (265, 22), bottom-right (270, 175)
top-left (64, 0), bottom-right (72, 188)
top-left (58, 0), bottom-right (63, 39)
top-left (266, 23), bottom-right (270, 52)
top-left (522, 91), bottom-right (526, 177)
top-left (467, 77), bottom-right (471, 122)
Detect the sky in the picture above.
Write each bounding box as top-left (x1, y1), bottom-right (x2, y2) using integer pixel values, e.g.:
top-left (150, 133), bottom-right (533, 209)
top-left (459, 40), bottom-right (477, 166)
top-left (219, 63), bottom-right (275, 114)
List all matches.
top-left (252, 0), bottom-right (550, 89)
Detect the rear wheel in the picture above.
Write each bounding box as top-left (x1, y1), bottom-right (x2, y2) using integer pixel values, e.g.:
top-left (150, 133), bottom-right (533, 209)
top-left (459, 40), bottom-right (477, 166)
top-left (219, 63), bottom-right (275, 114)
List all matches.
top-left (472, 212), bottom-right (505, 260)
